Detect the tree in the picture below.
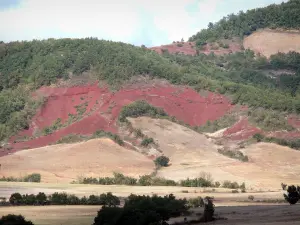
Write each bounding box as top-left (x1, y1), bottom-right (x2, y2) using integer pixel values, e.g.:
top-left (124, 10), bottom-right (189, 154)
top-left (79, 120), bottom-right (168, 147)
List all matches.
top-left (9, 193), bottom-right (23, 205)
top-left (36, 192), bottom-right (47, 205)
top-left (154, 156), bottom-right (170, 167)
top-left (283, 185), bottom-right (300, 205)
top-left (0, 214), bottom-right (34, 225)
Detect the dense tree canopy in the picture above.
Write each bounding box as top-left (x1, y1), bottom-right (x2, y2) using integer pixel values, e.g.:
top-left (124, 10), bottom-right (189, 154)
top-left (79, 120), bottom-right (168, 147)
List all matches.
top-left (189, 0), bottom-right (300, 43)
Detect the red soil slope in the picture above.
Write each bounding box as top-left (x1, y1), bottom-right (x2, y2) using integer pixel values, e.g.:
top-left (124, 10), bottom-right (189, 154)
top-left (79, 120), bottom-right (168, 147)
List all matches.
top-left (223, 117), bottom-right (261, 141)
top-left (8, 83), bottom-right (233, 152)
top-left (150, 41), bottom-right (241, 56)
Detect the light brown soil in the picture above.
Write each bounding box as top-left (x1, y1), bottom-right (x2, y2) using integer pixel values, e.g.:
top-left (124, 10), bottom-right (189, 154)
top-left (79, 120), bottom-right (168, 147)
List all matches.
top-left (129, 117), bottom-right (300, 190)
top-left (244, 29), bottom-right (300, 58)
top-left (0, 138), bottom-right (154, 183)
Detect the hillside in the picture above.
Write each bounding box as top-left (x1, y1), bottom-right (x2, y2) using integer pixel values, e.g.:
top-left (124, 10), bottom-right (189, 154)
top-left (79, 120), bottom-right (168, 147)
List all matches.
top-left (244, 29), bottom-right (300, 58)
top-left (0, 138), bottom-right (154, 183)
top-left (189, 0), bottom-right (300, 44)
top-left (0, 1), bottom-right (299, 194)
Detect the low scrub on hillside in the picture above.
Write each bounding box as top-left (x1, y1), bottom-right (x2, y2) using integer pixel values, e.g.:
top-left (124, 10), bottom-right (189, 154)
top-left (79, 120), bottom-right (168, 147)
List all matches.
top-left (248, 108), bottom-right (294, 131)
top-left (154, 155), bottom-right (170, 167)
top-left (197, 114), bottom-right (237, 133)
top-left (218, 148), bottom-right (249, 162)
top-left (253, 133), bottom-right (300, 150)
top-left (55, 130), bottom-right (124, 146)
top-left (5, 192), bottom-right (120, 206)
top-left (119, 100), bottom-right (167, 123)
top-left (78, 172), bottom-right (246, 189)
top-left (0, 173), bottom-right (41, 183)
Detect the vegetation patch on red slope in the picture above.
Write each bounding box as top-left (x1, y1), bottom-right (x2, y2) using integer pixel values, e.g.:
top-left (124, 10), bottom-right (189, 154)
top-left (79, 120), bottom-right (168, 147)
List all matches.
top-left (150, 41), bottom-right (241, 56)
top-left (9, 83), bottom-right (233, 151)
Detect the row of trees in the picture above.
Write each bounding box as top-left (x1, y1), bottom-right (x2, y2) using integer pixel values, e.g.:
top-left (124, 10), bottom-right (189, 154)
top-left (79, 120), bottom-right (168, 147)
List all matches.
top-left (79, 172), bottom-right (246, 189)
top-left (0, 173), bottom-right (41, 182)
top-left (189, 0), bottom-right (300, 42)
top-left (6, 192), bottom-right (120, 206)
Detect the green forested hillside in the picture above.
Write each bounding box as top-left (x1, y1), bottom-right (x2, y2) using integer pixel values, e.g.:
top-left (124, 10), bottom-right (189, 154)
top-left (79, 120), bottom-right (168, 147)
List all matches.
top-left (1, 0), bottom-right (300, 142)
top-left (189, 0), bottom-right (300, 45)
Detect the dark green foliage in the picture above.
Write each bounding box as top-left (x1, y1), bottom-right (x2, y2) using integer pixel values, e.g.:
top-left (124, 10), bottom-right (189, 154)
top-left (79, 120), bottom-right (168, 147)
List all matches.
top-left (140, 137), bottom-right (154, 147)
top-left (189, 0), bottom-right (300, 42)
top-left (154, 156), bottom-right (170, 167)
top-left (222, 180), bottom-right (241, 189)
top-left (0, 214), bottom-right (34, 225)
top-left (218, 149), bottom-right (249, 162)
top-left (253, 133), bottom-right (300, 150)
top-left (8, 192), bottom-right (120, 206)
top-left (79, 172), bottom-right (245, 189)
top-left (119, 100), bottom-right (167, 123)
top-left (23, 173), bottom-right (41, 182)
top-left (93, 194), bottom-right (188, 225)
top-left (9, 193), bottom-right (23, 205)
top-left (283, 185), bottom-right (300, 204)
top-left (0, 173), bottom-right (41, 182)
top-left (93, 130), bottom-right (124, 146)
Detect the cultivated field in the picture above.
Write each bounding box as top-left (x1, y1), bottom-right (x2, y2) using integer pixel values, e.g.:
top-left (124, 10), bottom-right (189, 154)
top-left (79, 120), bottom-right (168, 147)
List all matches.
top-left (244, 29), bottom-right (300, 58)
top-left (0, 138), bottom-right (154, 183)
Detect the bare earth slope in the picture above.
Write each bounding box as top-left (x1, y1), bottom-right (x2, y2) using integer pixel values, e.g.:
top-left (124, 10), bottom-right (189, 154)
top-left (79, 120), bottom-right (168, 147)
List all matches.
top-left (129, 117), bottom-right (300, 189)
top-left (0, 138), bottom-right (154, 183)
top-left (244, 29), bottom-right (300, 58)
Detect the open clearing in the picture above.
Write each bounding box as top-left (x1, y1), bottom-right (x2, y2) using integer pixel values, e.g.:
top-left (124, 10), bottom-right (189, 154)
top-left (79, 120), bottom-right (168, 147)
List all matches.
top-left (129, 117), bottom-right (300, 190)
top-left (0, 138), bottom-right (154, 183)
top-left (244, 29), bottom-right (300, 58)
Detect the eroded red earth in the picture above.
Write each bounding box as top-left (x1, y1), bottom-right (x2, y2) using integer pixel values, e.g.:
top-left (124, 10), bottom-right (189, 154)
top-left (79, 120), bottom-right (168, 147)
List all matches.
top-left (9, 83), bottom-right (233, 151)
top-left (150, 41), bottom-right (241, 56)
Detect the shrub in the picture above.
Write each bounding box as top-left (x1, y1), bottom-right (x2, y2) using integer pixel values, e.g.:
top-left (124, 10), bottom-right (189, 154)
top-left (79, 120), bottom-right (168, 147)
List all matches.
top-left (141, 137), bottom-right (154, 147)
top-left (0, 214), bottom-right (34, 225)
top-left (248, 195), bottom-right (254, 201)
top-left (154, 156), bottom-right (170, 167)
top-left (23, 173), bottom-right (41, 182)
top-left (187, 197), bottom-right (204, 208)
top-left (232, 189), bottom-right (239, 193)
top-left (218, 149), bottom-right (249, 162)
top-left (222, 180), bottom-right (240, 189)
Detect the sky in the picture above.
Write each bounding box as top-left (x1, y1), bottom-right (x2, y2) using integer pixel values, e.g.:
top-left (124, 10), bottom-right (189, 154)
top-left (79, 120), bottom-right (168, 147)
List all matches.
top-left (0, 0), bottom-right (288, 47)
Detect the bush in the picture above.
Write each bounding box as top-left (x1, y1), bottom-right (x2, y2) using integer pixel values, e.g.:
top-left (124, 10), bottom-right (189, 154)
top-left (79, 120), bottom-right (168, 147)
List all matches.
top-left (187, 197), bottom-right (204, 208)
top-left (141, 137), bottom-right (154, 147)
top-left (222, 180), bottom-right (240, 189)
top-left (218, 149), bottom-right (249, 162)
top-left (232, 189), bottom-right (239, 193)
top-left (154, 156), bottom-right (170, 167)
top-left (119, 100), bottom-right (167, 123)
top-left (0, 215), bottom-right (34, 225)
top-left (248, 195), bottom-right (254, 201)
top-left (0, 173), bottom-right (41, 183)
top-left (23, 173), bottom-right (41, 182)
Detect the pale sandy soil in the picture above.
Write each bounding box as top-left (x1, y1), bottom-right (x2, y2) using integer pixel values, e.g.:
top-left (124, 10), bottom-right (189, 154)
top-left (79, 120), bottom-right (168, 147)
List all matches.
top-left (129, 117), bottom-right (300, 190)
top-left (0, 138), bottom-right (154, 183)
top-left (244, 29), bottom-right (300, 58)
